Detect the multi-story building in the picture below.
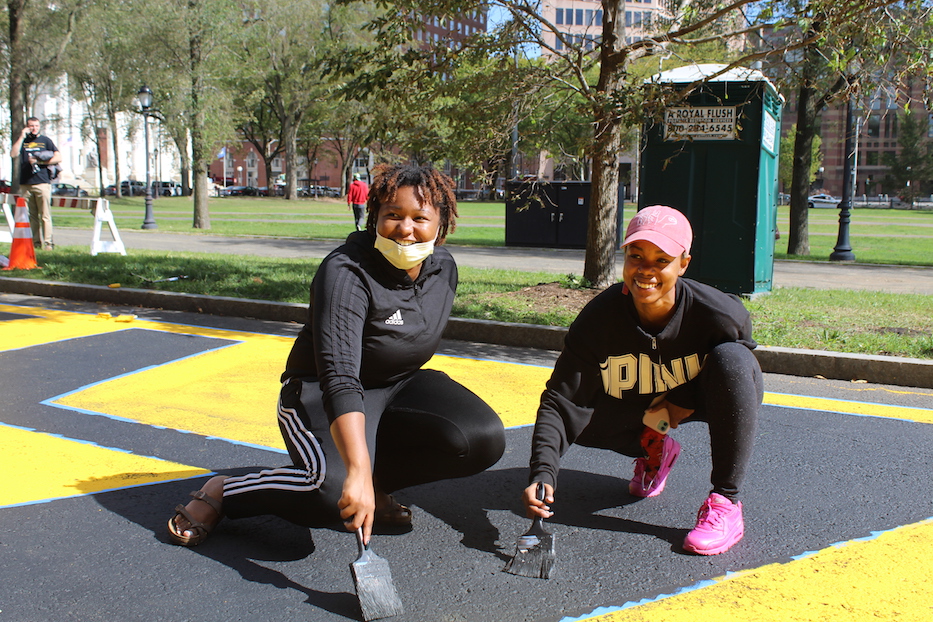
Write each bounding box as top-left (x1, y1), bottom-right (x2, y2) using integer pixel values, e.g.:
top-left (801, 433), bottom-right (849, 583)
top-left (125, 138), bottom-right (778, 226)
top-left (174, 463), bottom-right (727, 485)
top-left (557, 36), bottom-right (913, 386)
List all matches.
top-left (540, 0), bottom-right (670, 54)
top-left (782, 81), bottom-right (932, 200)
top-left (412, 9), bottom-right (487, 48)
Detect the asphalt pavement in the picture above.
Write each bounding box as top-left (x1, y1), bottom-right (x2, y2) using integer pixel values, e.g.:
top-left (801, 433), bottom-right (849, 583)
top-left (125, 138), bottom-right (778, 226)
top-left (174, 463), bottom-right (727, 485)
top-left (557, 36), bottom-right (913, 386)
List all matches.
top-left (1, 293), bottom-right (932, 622)
top-left (5, 203), bottom-right (933, 621)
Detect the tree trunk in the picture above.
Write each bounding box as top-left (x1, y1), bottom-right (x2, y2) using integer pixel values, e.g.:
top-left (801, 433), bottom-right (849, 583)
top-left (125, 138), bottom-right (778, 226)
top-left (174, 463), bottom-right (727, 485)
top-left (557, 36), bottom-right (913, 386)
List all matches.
top-left (9, 0), bottom-right (26, 194)
top-left (109, 110), bottom-right (122, 198)
top-left (583, 0), bottom-right (627, 288)
top-left (179, 133), bottom-right (191, 196)
top-left (95, 123), bottom-right (106, 197)
top-left (586, 107), bottom-right (623, 288)
top-left (341, 157), bottom-right (354, 197)
top-left (787, 82), bottom-right (817, 256)
top-left (189, 10), bottom-right (210, 229)
top-left (264, 154), bottom-right (274, 197)
top-left (283, 114), bottom-right (299, 200)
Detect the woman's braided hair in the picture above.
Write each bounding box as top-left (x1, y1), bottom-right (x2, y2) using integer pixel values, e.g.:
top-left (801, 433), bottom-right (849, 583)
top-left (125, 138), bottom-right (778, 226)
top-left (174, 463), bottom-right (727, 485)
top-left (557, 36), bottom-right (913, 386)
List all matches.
top-left (365, 163), bottom-right (458, 243)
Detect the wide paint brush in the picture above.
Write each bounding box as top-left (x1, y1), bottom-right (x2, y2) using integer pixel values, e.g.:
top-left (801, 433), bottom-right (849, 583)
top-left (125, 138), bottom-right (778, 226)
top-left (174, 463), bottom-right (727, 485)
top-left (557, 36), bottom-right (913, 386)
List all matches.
top-left (503, 482), bottom-right (556, 579)
top-left (350, 528), bottom-right (404, 620)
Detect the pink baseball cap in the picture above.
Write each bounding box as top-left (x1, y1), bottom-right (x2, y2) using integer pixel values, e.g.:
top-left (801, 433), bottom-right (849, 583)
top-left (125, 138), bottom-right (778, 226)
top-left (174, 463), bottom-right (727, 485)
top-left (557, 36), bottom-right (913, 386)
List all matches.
top-left (622, 205), bottom-right (693, 256)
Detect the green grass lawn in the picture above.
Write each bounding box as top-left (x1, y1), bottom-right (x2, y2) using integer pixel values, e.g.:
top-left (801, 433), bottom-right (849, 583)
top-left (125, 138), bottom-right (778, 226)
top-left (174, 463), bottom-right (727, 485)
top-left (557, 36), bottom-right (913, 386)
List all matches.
top-left (7, 246), bottom-right (933, 359)
top-left (51, 196), bottom-right (508, 246)
top-left (9, 196), bottom-right (932, 359)
top-left (51, 197), bottom-right (933, 264)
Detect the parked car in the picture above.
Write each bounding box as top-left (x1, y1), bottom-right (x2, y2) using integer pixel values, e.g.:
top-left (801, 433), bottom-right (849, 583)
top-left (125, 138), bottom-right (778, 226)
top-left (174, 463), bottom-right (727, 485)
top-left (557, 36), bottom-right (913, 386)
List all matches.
top-left (223, 185), bottom-right (255, 196)
top-left (153, 180), bottom-right (182, 196)
top-left (0, 179), bottom-right (10, 194)
top-left (105, 181), bottom-right (148, 196)
top-left (808, 193), bottom-right (839, 209)
top-left (52, 183), bottom-right (89, 197)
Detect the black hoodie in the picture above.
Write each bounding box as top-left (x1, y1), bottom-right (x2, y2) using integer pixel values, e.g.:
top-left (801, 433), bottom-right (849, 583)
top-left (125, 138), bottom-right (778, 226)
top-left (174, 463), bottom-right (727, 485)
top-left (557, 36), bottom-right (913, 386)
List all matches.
top-left (282, 230), bottom-right (457, 422)
top-left (529, 277), bottom-right (756, 488)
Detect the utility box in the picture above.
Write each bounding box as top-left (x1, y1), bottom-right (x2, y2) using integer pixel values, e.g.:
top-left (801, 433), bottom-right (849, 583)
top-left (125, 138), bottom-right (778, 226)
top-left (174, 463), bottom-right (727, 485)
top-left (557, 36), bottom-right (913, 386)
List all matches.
top-left (505, 181), bottom-right (591, 248)
top-left (639, 64), bottom-right (783, 296)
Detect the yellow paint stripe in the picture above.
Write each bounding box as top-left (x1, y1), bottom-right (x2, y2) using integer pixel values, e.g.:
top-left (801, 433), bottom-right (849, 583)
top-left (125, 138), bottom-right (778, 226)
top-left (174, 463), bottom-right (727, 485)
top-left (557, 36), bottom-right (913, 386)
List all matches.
top-left (52, 354), bottom-right (932, 453)
top-left (0, 303), bottom-right (292, 355)
top-left (0, 424), bottom-right (210, 507)
top-left (12, 302), bottom-right (927, 449)
top-left (427, 354), bottom-right (551, 428)
top-left (55, 337), bottom-right (293, 450)
top-left (54, 349), bottom-right (544, 451)
top-left (578, 518), bottom-right (933, 622)
top-left (764, 392), bottom-right (933, 424)
top-left (0, 304), bottom-right (136, 351)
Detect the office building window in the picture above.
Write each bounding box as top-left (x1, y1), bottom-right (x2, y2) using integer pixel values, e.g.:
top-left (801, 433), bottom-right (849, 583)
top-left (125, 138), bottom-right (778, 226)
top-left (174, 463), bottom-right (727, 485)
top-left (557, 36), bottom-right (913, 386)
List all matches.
top-left (576, 8), bottom-right (583, 25)
top-left (884, 114), bottom-right (897, 139)
top-left (595, 10), bottom-right (603, 25)
top-left (556, 8), bottom-right (563, 25)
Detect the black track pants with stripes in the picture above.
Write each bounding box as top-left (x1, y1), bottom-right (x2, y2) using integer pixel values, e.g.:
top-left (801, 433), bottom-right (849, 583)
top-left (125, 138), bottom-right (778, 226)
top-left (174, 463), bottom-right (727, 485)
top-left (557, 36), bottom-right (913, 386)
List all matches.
top-left (222, 369), bottom-right (506, 527)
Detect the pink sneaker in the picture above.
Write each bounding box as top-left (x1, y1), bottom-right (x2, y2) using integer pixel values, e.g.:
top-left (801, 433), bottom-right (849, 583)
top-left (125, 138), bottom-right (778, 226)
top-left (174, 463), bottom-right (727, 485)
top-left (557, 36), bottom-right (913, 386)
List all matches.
top-left (628, 435), bottom-right (680, 498)
top-left (683, 493), bottom-right (744, 555)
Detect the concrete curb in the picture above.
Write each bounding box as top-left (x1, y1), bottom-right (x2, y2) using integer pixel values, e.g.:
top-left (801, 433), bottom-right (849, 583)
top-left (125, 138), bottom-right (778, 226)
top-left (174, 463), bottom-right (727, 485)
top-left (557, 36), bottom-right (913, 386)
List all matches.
top-left (2, 275), bottom-right (932, 389)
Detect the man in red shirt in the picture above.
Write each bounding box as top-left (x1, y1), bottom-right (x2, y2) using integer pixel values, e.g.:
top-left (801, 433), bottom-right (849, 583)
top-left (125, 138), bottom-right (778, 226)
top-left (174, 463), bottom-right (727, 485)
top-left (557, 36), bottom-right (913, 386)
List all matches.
top-left (347, 173), bottom-right (369, 231)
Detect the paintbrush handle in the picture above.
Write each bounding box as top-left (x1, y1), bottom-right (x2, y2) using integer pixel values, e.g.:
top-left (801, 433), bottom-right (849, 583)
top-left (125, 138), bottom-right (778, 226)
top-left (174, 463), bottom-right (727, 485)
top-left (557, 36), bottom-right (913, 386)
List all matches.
top-left (527, 482), bottom-right (549, 534)
top-left (535, 481), bottom-right (549, 524)
top-left (355, 527), bottom-right (367, 555)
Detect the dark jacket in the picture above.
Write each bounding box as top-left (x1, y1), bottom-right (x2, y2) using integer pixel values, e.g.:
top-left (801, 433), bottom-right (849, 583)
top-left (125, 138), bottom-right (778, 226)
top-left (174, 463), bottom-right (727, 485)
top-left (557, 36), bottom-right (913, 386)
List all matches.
top-left (529, 278), bottom-right (756, 488)
top-left (282, 230), bottom-right (457, 422)
top-left (19, 135), bottom-right (58, 185)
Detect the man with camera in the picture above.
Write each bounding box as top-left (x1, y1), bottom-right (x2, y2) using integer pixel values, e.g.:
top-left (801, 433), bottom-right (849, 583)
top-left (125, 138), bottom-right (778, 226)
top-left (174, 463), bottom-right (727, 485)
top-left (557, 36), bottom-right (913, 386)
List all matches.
top-left (12, 117), bottom-right (61, 250)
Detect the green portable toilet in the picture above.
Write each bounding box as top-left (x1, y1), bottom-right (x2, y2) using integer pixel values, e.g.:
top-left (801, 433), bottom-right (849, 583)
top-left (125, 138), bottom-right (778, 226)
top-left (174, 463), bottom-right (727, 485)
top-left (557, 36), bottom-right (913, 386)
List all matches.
top-left (639, 64), bottom-right (783, 296)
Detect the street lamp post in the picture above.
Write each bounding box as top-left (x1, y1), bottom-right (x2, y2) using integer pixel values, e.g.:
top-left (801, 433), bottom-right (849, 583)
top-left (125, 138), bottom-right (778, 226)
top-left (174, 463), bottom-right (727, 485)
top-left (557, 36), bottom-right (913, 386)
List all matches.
top-left (138, 85), bottom-right (157, 230)
top-left (830, 95), bottom-right (856, 261)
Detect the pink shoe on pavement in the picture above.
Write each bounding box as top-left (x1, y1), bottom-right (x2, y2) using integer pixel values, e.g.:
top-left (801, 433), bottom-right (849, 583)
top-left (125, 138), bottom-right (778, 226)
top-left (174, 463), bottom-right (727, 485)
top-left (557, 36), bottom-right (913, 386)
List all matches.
top-left (628, 434), bottom-right (680, 498)
top-left (683, 492), bottom-right (744, 555)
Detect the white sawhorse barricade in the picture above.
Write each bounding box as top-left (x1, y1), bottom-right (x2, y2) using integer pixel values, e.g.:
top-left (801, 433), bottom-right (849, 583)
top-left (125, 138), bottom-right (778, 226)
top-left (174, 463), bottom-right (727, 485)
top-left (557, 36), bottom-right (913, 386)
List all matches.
top-left (1, 193), bottom-right (126, 255)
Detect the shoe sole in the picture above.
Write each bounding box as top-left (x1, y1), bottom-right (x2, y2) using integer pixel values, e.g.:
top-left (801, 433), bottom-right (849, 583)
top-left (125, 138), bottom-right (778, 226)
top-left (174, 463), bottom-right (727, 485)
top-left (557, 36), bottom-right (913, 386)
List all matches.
top-left (683, 526), bottom-right (744, 555)
top-left (629, 440), bottom-right (681, 498)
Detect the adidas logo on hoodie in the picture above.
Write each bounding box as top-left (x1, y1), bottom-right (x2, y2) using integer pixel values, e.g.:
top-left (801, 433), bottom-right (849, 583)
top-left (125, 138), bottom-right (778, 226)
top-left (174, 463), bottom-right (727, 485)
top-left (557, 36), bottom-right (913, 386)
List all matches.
top-left (385, 310), bottom-right (404, 325)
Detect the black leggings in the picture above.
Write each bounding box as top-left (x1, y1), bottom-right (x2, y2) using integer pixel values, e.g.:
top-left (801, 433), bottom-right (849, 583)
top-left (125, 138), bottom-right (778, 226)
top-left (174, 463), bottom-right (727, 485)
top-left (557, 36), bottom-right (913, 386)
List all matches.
top-left (222, 369), bottom-right (506, 526)
top-left (577, 342), bottom-right (762, 500)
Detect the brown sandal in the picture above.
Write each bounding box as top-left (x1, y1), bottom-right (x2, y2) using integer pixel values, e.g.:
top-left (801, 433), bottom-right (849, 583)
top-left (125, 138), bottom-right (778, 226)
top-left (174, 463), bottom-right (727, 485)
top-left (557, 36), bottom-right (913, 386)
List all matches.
top-left (167, 490), bottom-right (224, 546)
top-left (374, 495), bottom-right (412, 527)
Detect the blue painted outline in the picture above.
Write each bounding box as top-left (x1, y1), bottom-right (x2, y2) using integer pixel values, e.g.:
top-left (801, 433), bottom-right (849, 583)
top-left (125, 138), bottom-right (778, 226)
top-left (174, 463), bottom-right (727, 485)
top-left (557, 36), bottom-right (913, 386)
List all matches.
top-left (558, 516), bottom-right (933, 622)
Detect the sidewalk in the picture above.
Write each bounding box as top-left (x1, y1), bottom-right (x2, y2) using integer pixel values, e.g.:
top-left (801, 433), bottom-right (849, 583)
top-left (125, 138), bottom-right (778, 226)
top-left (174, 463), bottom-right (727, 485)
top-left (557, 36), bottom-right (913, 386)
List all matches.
top-left (51, 227), bottom-right (933, 295)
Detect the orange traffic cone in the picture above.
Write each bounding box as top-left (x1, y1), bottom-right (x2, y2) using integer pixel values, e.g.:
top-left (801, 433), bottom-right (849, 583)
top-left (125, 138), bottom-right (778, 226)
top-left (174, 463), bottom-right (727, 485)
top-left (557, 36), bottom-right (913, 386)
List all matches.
top-left (3, 196), bottom-right (39, 270)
